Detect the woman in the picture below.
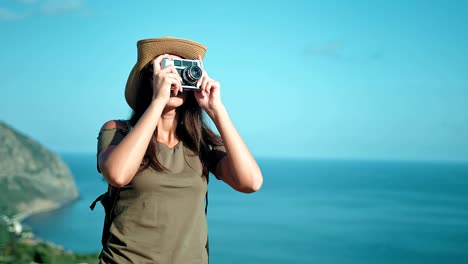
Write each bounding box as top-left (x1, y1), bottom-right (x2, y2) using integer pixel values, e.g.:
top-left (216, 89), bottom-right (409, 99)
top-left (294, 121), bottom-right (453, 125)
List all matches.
top-left (95, 36), bottom-right (263, 263)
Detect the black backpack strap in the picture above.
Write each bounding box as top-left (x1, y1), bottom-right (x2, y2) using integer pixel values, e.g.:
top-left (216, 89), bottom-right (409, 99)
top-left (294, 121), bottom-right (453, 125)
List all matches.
top-left (90, 193), bottom-right (105, 211)
top-left (205, 173), bottom-right (210, 262)
top-left (205, 172), bottom-right (209, 215)
top-left (107, 185), bottom-right (121, 213)
top-left (120, 119), bottom-right (132, 133)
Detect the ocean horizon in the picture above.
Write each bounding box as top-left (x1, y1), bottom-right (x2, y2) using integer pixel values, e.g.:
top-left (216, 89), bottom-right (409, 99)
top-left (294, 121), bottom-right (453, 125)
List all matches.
top-left (22, 154), bottom-right (468, 264)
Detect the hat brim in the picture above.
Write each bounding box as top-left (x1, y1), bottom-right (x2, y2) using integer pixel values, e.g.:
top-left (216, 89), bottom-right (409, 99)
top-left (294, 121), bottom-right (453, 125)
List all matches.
top-left (125, 37), bottom-right (207, 110)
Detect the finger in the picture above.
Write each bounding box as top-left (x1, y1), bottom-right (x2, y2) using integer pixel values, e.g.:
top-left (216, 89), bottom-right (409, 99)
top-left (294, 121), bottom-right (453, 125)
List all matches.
top-left (167, 77), bottom-right (179, 96)
top-left (205, 79), bottom-right (219, 96)
top-left (207, 81), bottom-right (216, 91)
top-left (169, 65), bottom-right (179, 75)
top-left (206, 81), bottom-right (217, 97)
top-left (166, 76), bottom-right (177, 94)
top-left (152, 54), bottom-right (169, 72)
top-left (162, 74), bottom-right (178, 88)
top-left (159, 65), bottom-right (176, 74)
top-left (165, 72), bottom-right (180, 80)
top-left (164, 66), bottom-right (183, 86)
top-left (197, 75), bottom-right (207, 96)
top-left (196, 70), bottom-right (207, 88)
top-left (171, 76), bottom-right (177, 96)
top-left (210, 80), bottom-right (220, 91)
top-left (172, 76), bottom-right (182, 95)
top-left (164, 73), bottom-right (179, 88)
top-left (174, 66), bottom-right (183, 91)
top-left (201, 76), bottom-right (211, 96)
top-left (202, 71), bottom-right (210, 94)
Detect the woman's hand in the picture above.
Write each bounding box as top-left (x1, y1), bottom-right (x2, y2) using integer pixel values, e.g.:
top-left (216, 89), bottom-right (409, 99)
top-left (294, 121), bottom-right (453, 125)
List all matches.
top-left (195, 55), bottom-right (223, 117)
top-left (150, 54), bottom-right (183, 104)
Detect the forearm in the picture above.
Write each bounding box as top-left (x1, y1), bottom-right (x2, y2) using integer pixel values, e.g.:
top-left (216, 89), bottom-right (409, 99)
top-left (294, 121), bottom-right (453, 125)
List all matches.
top-left (102, 100), bottom-right (166, 186)
top-left (209, 105), bottom-right (263, 191)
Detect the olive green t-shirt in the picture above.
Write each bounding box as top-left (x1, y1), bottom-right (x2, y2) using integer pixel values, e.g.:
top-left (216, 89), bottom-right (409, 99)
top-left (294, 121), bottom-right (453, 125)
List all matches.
top-left (96, 120), bottom-right (226, 264)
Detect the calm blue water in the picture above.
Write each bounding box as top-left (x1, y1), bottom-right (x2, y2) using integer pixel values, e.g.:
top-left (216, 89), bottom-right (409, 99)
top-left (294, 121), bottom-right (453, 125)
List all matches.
top-left (23, 154), bottom-right (468, 264)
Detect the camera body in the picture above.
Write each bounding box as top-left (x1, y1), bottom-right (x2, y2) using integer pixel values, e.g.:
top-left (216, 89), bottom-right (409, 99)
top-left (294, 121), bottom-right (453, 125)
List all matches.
top-left (161, 58), bottom-right (203, 90)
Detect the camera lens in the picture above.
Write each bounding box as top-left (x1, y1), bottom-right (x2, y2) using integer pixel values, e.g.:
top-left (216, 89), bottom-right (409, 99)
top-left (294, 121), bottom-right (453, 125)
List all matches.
top-left (190, 66), bottom-right (202, 79)
top-left (182, 65), bottom-right (202, 84)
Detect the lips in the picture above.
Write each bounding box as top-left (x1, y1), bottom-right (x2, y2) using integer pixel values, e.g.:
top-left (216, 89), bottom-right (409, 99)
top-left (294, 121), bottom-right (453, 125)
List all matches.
top-left (170, 91), bottom-right (185, 98)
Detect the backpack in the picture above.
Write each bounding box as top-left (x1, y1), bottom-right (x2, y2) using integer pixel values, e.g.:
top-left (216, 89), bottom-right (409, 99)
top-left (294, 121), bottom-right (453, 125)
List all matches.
top-left (89, 184), bottom-right (120, 250)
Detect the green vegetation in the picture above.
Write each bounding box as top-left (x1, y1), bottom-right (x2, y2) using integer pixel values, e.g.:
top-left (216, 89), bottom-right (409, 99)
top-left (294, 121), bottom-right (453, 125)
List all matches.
top-left (0, 221), bottom-right (8, 257)
top-left (1, 240), bottom-right (100, 264)
top-left (0, 177), bottom-right (48, 218)
top-left (0, 222), bottom-right (99, 264)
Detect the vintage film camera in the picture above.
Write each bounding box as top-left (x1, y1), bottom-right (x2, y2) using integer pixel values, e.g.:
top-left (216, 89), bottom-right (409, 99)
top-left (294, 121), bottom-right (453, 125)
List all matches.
top-left (161, 58), bottom-right (203, 90)
top-left (146, 58), bottom-right (203, 90)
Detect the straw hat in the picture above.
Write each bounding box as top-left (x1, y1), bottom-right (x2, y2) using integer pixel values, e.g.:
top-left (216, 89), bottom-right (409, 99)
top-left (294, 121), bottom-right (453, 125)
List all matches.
top-left (124, 36), bottom-right (207, 110)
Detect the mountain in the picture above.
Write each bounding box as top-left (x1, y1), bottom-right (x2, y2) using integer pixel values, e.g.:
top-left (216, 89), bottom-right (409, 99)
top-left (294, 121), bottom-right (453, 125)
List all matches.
top-left (0, 121), bottom-right (79, 218)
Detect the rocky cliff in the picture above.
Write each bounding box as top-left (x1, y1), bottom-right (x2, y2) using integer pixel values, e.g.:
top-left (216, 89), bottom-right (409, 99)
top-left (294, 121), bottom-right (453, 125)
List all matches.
top-left (0, 121), bottom-right (79, 218)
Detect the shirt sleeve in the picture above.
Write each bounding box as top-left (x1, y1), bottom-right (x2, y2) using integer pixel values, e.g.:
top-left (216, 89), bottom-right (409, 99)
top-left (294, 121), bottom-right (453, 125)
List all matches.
top-left (207, 144), bottom-right (227, 180)
top-left (96, 128), bottom-right (127, 173)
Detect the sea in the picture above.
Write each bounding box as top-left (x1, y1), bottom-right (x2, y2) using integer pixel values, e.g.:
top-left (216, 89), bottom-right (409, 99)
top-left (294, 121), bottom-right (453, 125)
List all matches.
top-left (22, 153), bottom-right (468, 264)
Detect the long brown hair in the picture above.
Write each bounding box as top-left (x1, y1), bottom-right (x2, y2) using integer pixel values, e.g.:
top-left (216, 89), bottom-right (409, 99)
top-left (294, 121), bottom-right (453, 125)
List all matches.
top-left (128, 64), bottom-right (223, 176)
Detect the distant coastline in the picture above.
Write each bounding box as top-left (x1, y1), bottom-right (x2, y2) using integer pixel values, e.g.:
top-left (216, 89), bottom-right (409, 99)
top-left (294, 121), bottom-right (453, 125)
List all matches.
top-left (4, 195), bottom-right (80, 237)
top-left (12, 196), bottom-right (80, 222)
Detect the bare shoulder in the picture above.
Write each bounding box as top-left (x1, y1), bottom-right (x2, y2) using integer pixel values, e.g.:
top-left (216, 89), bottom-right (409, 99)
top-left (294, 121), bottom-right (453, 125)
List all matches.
top-left (99, 120), bottom-right (127, 132)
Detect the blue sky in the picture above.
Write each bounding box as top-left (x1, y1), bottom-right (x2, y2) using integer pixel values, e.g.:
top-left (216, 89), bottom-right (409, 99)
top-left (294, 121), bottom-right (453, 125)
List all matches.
top-left (1, 0), bottom-right (467, 162)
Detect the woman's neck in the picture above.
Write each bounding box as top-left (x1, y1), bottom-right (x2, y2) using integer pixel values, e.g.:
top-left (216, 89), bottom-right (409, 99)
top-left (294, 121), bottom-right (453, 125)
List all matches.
top-left (157, 108), bottom-right (179, 144)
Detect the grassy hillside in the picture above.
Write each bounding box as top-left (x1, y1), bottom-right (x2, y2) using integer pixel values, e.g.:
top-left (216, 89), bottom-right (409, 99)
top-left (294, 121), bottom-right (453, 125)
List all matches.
top-left (1, 236), bottom-right (99, 264)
